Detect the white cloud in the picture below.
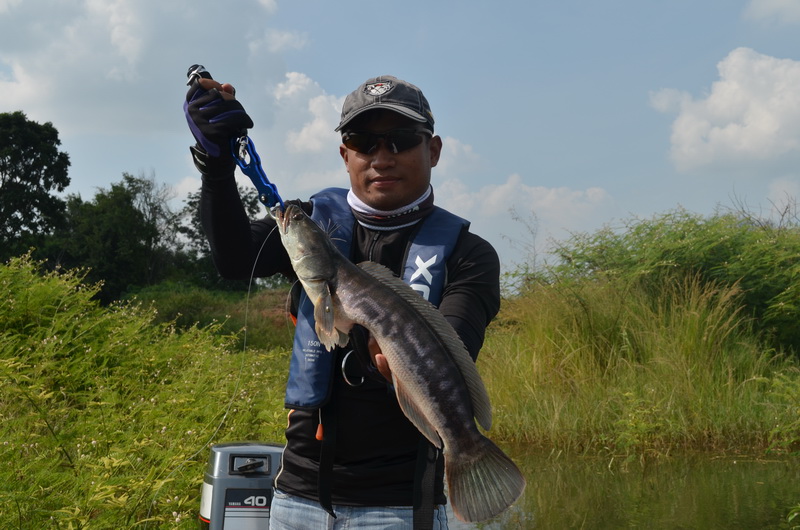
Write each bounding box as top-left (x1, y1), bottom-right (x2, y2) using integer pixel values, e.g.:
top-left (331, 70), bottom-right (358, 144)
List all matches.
top-left (257, 0), bottom-right (278, 13)
top-left (85, 0), bottom-right (146, 78)
top-left (0, 1), bottom-right (287, 135)
top-left (275, 72), bottom-right (314, 100)
top-left (743, 0), bottom-right (800, 24)
top-left (252, 29), bottom-right (309, 54)
top-left (286, 94), bottom-right (341, 153)
top-left (0, 0), bottom-right (22, 14)
top-left (437, 173), bottom-right (611, 226)
top-left (648, 88), bottom-right (689, 114)
top-left (269, 72), bottom-right (342, 154)
top-left (651, 47), bottom-right (800, 174)
top-left (767, 176), bottom-right (800, 208)
top-left (0, 62), bottom-right (48, 111)
top-left (233, 71), bottom-right (346, 200)
top-left (172, 175), bottom-right (201, 202)
top-left (435, 136), bottom-right (482, 178)
top-left (434, 173), bottom-right (614, 267)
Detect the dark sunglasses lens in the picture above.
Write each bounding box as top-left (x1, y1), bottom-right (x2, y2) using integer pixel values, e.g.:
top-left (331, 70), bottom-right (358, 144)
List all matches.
top-left (343, 130), bottom-right (426, 154)
top-left (342, 133), bottom-right (374, 153)
top-left (389, 131), bottom-right (425, 152)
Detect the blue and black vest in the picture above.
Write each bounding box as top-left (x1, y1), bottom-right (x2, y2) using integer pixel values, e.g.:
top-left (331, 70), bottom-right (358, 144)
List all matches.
top-left (284, 188), bottom-right (469, 410)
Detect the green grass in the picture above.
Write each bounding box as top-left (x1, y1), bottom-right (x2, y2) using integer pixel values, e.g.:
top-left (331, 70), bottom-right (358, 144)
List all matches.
top-left (0, 256), bottom-right (291, 528)
top-left (482, 274), bottom-right (800, 456)
top-left (3, 248), bottom-right (800, 527)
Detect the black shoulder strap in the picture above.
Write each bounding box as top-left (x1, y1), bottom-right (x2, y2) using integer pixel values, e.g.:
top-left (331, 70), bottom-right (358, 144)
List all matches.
top-left (317, 403), bottom-right (337, 519)
top-left (413, 438), bottom-right (439, 529)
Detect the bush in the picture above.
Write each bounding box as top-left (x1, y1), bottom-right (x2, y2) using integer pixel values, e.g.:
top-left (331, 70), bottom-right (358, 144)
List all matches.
top-left (0, 255), bottom-right (289, 527)
top-left (131, 281), bottom-right (294, 352)
top-left (546, 207), bottom-right (800, 354)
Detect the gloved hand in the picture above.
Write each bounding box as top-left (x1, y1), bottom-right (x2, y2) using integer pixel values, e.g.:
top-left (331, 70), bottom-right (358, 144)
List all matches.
top-left (184, 79), bottom-right (254, 158)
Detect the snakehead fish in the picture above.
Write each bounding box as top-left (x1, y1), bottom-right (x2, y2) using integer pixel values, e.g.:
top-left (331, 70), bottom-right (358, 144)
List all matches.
top-left (274, 204), bottom-right (526, 523)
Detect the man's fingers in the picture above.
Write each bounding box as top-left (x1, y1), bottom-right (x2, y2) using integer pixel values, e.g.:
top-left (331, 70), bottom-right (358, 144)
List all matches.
top-left (198, 78), bottom-right (236, 100)
top-left (220, 83), bottom-right (236, 97)
top-left (367, 336), bottom-right (392, 382)
top-left (374, 353), bottom-right (392, 383)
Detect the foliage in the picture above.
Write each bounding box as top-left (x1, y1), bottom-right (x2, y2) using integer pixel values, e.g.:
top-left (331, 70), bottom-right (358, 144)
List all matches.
top-left (172, 184), bottom-right (274, 291)
top-left (43, 174), bottom-right (166, 304)
top-left (545, 207), bottom-right (800, 354)
top-left (0, 255), bottom-right (289, 528)
top-left (177, 186), bottom-right (263, 262)
top-left (4, 232), bottom-right (800, 526)
top-left (35, 173), bottom-right (278, 302)
top-left (0, 108), bottom-right (281, 301)
top-left (0, 111), bottom-right (71, 260)
top-left (482, 274), bottom-right (799, 456)
top-left (131, 281), bottom-right (294, 352)
top-left (767, 370), bottom-right (800, 455)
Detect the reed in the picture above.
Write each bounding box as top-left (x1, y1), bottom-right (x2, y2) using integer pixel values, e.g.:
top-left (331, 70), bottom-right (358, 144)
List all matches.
top-left (481, 274), bottom-right (797, 455)
top-left (3, 245), bottom-right (800, 526)
top-left (0, 255), bottom-right (291, 527)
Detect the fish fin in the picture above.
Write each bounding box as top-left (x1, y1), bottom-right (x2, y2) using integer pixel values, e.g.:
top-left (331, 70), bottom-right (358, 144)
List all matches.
top-left (446, 436), bottom-right (527, 523)
top-left (336, 329), bottom-right (350, 347)
top-left (358, 261), bottom-right (493, 430)
top-left (392, 373), bottom-right (443, 450)
top-left (446, 339), bottom-right (493, 431)
top-left (312, 283), bottom-right (348, 351)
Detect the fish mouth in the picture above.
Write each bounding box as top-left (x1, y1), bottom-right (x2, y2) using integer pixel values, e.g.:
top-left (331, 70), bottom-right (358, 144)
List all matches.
top-left (274, 204), bottom-right (294, 233)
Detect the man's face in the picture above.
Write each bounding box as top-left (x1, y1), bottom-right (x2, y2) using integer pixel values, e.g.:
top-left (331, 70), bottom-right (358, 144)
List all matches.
top-left (340, 110), bottom-right (441, 211)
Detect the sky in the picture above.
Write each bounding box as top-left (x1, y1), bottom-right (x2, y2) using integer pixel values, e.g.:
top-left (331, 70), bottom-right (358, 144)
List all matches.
top-left (2, 0), bottom-right (800, 275)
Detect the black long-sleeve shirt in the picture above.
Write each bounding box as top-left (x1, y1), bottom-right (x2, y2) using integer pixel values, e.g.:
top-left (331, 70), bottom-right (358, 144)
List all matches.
top-left (200, 173), bottom-right (501, 506)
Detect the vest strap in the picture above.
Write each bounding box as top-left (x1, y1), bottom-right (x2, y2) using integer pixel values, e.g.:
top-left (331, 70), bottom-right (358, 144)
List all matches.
top-left (412, 439), bottom-right (439, 529)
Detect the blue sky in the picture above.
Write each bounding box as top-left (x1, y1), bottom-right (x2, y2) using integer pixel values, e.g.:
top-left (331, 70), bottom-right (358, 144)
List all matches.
top-left (2, 0), bottom-right (800, 273)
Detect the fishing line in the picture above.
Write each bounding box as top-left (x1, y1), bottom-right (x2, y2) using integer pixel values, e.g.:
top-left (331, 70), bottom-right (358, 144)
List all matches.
top-left (143, 224), bottom-right (277, 526)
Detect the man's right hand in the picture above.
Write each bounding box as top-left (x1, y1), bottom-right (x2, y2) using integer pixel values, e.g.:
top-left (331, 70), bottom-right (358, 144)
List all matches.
top-left (184, 77), bottom-right (254, 158)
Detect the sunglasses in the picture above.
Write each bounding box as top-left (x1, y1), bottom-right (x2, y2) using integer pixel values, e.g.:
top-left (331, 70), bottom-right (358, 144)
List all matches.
top-left (341, 128), bottom-right (432, 155)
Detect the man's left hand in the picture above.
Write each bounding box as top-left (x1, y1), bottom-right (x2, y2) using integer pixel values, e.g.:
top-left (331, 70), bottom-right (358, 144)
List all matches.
top-left (368, 335), bottom-right (392, 382)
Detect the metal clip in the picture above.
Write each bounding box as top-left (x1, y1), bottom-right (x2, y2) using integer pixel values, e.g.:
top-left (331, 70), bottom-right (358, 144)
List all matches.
top-left (186, 64), bottom-right (209, 86)
top-left (232, 136), bottom-right (285, 211)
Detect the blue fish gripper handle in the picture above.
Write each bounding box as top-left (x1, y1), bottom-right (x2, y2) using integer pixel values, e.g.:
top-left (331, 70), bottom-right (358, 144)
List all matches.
top-left (232, 136), bottom-right (284, 210)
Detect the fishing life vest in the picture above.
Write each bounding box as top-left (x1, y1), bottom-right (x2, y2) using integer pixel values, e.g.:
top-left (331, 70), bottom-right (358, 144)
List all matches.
top-left (284, 187), bottom-right (469, 410)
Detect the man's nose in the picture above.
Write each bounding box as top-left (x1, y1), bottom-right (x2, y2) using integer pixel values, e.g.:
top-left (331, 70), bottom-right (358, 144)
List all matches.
top-left (370, 139), bottom-right (396, 166)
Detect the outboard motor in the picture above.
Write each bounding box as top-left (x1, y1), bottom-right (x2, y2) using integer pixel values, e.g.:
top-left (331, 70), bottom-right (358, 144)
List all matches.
top-left (199, 442), bottom-right (284, 529)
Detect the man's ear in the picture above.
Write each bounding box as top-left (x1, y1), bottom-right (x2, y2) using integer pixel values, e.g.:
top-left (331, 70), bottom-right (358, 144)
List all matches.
top-left (429, 135), bottom-right (443, 168)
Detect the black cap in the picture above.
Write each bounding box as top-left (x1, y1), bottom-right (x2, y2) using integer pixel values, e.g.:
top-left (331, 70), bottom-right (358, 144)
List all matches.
top-left (336, 75), bottom-right (435, 132)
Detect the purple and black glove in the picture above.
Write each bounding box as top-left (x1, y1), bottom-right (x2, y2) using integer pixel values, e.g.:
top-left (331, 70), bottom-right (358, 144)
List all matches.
top-left (184, 80), bottom-right (254, 158)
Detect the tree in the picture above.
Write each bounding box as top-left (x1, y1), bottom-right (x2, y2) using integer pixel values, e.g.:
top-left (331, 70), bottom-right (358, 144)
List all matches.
top-left (176, 183), bottom-right (274, 289)
top-left (54, 179), bottom-right (159, 303)
top-left (43, 173), bottom-right (183, 304)
top-left (120, 172), bottom-right (180, 285)
top-left (0, 111), bottom-right (70, 260)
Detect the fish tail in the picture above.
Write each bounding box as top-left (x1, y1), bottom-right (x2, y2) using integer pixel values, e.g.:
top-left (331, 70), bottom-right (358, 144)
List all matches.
top-left (446, 436), bottom-right (527, 523)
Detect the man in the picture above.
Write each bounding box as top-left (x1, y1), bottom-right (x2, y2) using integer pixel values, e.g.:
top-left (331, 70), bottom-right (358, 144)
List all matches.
top-left (185, 73), bottom-right (501, 529)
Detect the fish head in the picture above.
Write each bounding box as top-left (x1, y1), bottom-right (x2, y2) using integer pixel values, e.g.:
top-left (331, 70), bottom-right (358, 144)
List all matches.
top-left (275, 204), bottom-right (340, 282)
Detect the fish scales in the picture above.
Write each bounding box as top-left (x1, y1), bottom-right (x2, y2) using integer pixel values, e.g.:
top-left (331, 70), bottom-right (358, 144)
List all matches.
top-left (275, 204), bottom-right (526, 523)
top-left (335, 261), bottom-right (481, 449)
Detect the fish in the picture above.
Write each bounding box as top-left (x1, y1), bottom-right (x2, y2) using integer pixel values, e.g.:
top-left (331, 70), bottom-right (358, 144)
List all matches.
top-left (274, 204), bottom-right (526, 523)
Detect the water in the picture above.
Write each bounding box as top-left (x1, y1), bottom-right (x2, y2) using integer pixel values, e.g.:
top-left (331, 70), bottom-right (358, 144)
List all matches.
top-left (448, 449), bottom-right (800, 529)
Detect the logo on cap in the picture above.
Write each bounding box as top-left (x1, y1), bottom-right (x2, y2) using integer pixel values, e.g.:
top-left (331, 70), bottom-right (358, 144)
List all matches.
top-left (365, 81), bottom-right (393, 96)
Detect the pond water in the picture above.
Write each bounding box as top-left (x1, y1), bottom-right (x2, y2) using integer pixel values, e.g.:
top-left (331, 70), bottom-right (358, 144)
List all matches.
top-left (447, 448), bottom-right (800, 529)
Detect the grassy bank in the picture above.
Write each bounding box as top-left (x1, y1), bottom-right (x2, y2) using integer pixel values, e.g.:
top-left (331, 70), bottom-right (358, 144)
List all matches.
top-left (483, 275), bottom-right (800, 456)
top-left (0, 256), bottom-right (292, 527)
top-left (2, 250), bottom-right (800, 527)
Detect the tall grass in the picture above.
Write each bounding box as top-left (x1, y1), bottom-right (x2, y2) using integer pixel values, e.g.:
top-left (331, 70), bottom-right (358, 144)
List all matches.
top-left (4, 209), bottom-right (800, 527)
top-left (481, 274), bottom-right (798, 455)
top-left (131, 281), bottom-right (294, 352)
top-left (0, 255), bottom-right (290, 528)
